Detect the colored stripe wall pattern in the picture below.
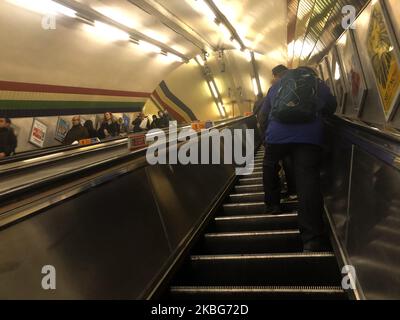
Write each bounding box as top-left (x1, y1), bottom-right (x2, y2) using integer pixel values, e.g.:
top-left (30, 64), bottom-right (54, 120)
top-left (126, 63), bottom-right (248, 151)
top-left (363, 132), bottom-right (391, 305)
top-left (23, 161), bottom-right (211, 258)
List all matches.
top-left (150, 81), bottom-right (198, 124)
top-left (0, 80), bottom-right (150, 117)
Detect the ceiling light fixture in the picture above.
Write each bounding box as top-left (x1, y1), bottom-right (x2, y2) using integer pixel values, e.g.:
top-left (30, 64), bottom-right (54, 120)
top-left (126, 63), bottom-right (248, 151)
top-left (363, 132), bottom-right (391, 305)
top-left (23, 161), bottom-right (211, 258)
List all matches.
top-left (8, 0), bottom-right (77, 17)
top-left (93, 21), bottom-right (130, 41)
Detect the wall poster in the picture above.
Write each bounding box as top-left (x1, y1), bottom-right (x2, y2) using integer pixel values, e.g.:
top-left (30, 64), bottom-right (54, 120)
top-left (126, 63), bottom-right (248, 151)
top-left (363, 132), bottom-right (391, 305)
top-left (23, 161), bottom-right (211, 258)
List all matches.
top-left (336, 29), bottom-right (368, 116)
top-left (29, 119), bottom-right (47, 148)
top-left (366, 0), bottom-right (400, 120)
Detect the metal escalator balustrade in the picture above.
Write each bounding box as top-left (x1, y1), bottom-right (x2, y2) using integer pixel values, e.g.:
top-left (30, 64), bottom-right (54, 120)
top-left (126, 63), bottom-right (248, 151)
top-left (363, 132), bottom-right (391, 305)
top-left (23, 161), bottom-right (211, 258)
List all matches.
top-left (166, 146), bottom-right (347, 300)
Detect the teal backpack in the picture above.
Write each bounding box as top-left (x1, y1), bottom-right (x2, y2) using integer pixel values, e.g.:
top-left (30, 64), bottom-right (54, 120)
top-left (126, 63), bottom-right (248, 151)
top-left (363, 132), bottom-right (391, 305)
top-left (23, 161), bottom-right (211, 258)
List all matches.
top-left (271, 68), bottom-right (319, 123)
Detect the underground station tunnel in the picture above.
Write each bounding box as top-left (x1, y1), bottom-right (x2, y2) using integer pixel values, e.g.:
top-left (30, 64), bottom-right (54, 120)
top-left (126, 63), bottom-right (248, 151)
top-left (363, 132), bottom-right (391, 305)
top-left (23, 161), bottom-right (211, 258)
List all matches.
top-left (0, 0), bottom-right (400, 303)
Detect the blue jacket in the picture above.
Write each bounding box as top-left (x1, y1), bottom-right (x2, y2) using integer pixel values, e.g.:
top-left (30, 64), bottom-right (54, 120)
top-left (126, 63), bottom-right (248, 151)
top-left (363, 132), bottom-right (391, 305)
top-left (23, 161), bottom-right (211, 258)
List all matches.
top-left (259, 79), bottom-right (337, 146)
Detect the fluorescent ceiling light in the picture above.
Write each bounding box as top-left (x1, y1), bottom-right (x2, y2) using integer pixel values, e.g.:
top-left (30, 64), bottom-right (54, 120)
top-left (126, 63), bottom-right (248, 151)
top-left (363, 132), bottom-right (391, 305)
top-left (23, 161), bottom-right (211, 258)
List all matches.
top-left (164, 52), bottom-right (184, 63)
top-left (217, 22), bottom-right (232, 41)
top-left (8, 0), bottom-right (76, 17)
top-left (209, 81), bottom-right (219, 99)
top-left (334, 63), bottom-right (341, 81)
top-left (217, 102), bottom-right (226, 117)
top-left (95, 7), bottom-right (136, 29)
top-left (194, 0), bottom-right (216, 22)
top-left (252, 77), bottom-right (259, 96)
top-left (231, 38), bottom-right (242, 50)
top-left (243, 49), bottom-right (252, 62)
top-left (138, 40), bottom-right (162, 54)
top-left (93, 21), bottom-right (130, 41)
top-left (195, 55), bottom-right (205, 66)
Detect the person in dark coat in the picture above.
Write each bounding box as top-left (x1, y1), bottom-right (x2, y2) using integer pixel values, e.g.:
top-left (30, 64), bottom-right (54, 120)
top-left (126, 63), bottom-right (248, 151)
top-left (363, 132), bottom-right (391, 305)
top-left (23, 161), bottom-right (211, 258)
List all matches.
top-left (63, 116), bottom-right (89, 145)
top-left (4, 118), bottom-right (17, 155)
top-left (0, 117), bottom-right (17, 158)
top-left (97, 112), bottom-right (120, 139)
top-left (132, 114), bottom-right (144, 133)
top-left (150, 115), bottom-right (160, 129)
top-left (84, 120), bottom-right (98, 139)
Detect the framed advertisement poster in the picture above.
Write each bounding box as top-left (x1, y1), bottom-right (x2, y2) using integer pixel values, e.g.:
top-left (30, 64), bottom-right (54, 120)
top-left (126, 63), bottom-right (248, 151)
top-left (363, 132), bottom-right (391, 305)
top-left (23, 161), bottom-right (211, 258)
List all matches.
top-left (366, 0), bottom-right (400, 121)
top-left (55, 117), bottom-right (70, 142)
top-left (336, 29), bottom-right (368, 116)
top-left (330, 46), bottom-right (348, 114)
top-left (29, 119), bottom-right (47, 148)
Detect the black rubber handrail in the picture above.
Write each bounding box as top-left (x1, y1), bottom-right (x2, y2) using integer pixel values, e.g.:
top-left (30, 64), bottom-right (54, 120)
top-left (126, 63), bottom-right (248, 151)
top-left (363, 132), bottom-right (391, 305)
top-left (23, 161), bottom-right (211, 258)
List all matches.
top-left (332, 115), bottom-right (400, 145)
top-left (0, 116), bottom-right (253, 201)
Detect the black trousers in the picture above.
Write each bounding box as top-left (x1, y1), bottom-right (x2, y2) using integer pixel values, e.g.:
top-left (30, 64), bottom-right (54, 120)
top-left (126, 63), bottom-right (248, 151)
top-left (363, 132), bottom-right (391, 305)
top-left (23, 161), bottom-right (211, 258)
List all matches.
top-left (263, 143), bottom-right (326, 245)
top-left (282, 156), bottom-right (296, 195)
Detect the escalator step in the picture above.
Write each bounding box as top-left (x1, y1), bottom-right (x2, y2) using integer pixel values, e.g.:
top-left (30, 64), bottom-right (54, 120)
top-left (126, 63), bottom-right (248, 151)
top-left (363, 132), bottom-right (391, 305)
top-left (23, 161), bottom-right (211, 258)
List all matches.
top-left (238, 178), bottom-right (263, 185)
top-left (173, 252), bottom-right (341, 286)
top-left (169, 285), bottom-right (346, 300)
top-left (235, 184), bottom-right (264, 193)
top-left (230, 192), bottom-right (264, 202)
top-left (210, 213), bottom-right (298, 232)
top-left (194, 230), bottom-right (303, 254)
top-left (222, 201), bottom-right (299, 215)
top-left (242, 172), bottom-right (263, 179)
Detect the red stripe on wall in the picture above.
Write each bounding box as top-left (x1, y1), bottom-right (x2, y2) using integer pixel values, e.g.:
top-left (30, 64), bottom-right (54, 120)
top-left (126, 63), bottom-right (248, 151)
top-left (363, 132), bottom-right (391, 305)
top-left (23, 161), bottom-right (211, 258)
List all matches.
top-left (152, 91), bottom-right (186, 123)
top-left (0, 80), bottom-right (151, 98)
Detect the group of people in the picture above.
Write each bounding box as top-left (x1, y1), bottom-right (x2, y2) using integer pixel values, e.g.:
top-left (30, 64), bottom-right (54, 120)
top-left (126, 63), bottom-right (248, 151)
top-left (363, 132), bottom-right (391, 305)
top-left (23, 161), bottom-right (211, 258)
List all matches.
top-left (64, 111), bottom-right (172, 145)
top-left (131, 110), bottom-right (172, 133)
top-left (0, 117), bottom-right (17, 159)
top-left (256, 64), bottom-right (337, 252)
top-left (0, 110), bottom-right (174, 157)
top-left (63, 112), bottom-right (119, 145)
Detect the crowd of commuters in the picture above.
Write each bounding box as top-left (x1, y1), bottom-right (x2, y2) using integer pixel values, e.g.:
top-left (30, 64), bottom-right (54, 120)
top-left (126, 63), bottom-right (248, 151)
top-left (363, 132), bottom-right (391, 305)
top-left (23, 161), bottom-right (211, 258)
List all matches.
top-left (132, 110), bottom-right (172, 133)
top-left (0, 110), bottom-right (173, 157)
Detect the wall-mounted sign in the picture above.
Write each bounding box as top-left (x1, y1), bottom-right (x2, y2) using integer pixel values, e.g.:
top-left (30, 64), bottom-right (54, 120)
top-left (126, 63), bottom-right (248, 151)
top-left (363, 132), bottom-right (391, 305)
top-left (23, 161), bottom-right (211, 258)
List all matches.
top-left (336, 29), bottom-right (368, 116)
top-left (128, 133), bottom-right (147, 151)
top-left (366, 0), bottom-right (400, 120)
top-left (29, 119), bottom-right (47, 148)
top-left (54, 117), bottom-right (70, 142)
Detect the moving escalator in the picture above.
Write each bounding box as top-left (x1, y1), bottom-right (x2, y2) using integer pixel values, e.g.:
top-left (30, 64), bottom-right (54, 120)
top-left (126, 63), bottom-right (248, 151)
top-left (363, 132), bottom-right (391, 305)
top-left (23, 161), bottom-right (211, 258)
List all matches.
top-left (164, 146), bottom-right (348, 300)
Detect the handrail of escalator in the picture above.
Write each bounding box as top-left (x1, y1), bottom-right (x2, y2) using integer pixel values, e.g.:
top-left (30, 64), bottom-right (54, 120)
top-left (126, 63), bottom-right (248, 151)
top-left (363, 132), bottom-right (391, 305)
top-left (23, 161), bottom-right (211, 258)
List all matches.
top-left (0, 124), bottom-right (192, 175)
top-left (0, 116), bottom-right (252, 200)
top-left (331, 115), bottom-right (400, 144)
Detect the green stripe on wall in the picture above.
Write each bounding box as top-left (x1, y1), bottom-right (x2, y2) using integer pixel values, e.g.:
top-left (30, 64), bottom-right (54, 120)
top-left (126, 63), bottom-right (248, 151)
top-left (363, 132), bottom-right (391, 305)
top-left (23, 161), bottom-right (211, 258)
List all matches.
top-left (0, 100), bottom-right (145, 110)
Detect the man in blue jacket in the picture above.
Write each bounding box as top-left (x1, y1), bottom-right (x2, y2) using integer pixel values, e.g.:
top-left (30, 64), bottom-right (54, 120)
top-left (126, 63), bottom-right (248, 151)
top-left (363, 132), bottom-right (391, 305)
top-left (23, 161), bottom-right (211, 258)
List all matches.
top-left (259, 66), bottom-right (337, 252)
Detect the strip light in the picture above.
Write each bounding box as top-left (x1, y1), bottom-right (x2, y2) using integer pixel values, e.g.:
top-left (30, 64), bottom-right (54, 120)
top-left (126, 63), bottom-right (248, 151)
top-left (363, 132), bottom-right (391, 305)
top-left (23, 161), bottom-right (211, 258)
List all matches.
top-left (138, 40), bottom-right (162, 54)
top-left (9, 0), bottom-right (186, 63)
top-left (217, 22), bottom-right (232, 41)
top-left (8, 0), bottom-right (77, 17)
top-left (218, 102), bottom-right (227, 117)
top-left (209, 81), bottom-right (219, 99)
top-left (165, 52), bottom-right (185, 63)
top-left (231, 39), bottom-right (242, 50)
top-left (93, 21), bottom-right (130, 41)
top-left (252, 77), bottom-right (260, 96)
top-left (195, 55), bottom-right (205, 66)
top-left (194, 0), bottom-right (216, 22)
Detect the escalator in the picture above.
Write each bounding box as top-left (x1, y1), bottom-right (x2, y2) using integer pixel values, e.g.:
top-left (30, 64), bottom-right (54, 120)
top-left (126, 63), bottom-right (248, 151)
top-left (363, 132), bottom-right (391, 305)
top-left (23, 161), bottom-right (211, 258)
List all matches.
top-left (165, 146), bottom-right (348, 300)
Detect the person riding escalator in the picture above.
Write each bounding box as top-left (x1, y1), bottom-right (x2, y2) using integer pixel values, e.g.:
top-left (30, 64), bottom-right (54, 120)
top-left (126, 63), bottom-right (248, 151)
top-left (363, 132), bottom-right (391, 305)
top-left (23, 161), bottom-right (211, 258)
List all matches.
top-left (97, 112), bottom-right (120, 139)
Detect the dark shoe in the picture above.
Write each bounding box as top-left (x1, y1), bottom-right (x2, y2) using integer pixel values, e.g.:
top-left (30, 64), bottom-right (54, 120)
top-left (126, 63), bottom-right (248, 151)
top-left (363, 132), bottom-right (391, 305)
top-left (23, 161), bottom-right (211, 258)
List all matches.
top-left (265, 204), bottom-right (282, 215)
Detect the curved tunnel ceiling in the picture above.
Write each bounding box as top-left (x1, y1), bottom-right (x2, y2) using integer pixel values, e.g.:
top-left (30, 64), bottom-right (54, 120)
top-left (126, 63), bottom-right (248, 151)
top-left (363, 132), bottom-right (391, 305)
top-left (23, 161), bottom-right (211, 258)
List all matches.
top-left (1, 0), bottom-right (372, 120)
top-left (288, 0), bottom-right (369, 66)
